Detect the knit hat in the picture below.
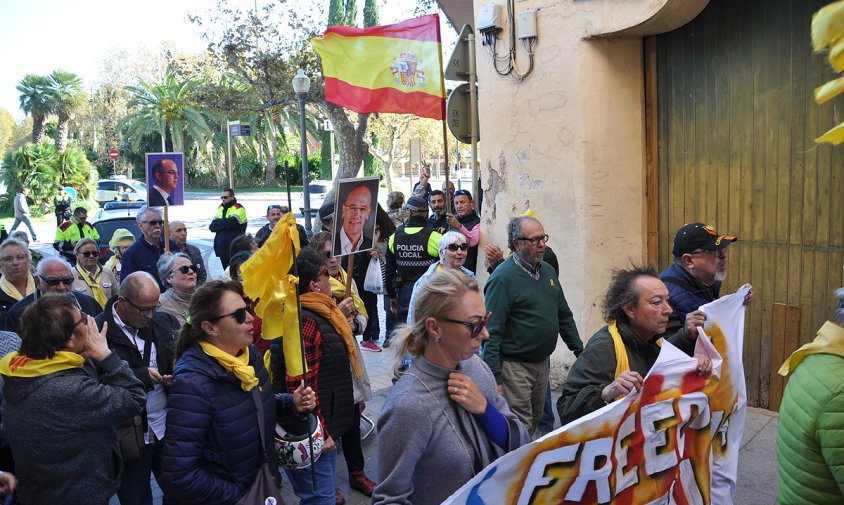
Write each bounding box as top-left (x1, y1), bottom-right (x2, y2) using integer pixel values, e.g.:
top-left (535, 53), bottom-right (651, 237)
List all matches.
top-left (404, 196), bottom-right (428, 212)
top-left (672, 223), bottom-right (737, 257)
top-left (109, 229), bottom-right (136, 250)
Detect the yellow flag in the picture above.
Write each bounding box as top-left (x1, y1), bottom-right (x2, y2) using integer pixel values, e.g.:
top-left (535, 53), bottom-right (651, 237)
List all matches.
top-left (240, 213), bottom-right (306, 377)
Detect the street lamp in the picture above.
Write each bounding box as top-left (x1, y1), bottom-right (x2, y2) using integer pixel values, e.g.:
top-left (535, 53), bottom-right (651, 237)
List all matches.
top-left (292, 68), bottom-right (313, 235)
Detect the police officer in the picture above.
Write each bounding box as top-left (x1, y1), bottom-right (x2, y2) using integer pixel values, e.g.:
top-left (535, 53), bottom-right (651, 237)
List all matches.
top-left (384, 195), bottom-right (442, 342)
top-left (209, 188), bottom-right (247, 269)
top-left (54, 207), bottom-right (99, 265)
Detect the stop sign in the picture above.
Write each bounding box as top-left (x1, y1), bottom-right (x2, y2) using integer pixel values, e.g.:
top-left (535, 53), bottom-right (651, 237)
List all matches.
top-left (108, 149), bottom-right (119, 160)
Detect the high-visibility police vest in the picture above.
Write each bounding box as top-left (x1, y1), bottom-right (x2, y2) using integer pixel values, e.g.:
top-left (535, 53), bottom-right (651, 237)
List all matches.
top-left (389, 227), bottom-right (441, 284)
top-left (54, 219), bottom-right (99, 243)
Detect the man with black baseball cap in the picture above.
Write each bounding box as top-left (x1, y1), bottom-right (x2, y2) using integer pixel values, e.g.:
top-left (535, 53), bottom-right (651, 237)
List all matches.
top-left (659, 223), bottom-right (753, 330)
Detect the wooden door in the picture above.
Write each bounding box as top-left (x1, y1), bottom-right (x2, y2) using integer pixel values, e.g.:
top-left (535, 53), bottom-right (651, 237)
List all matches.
top-left (654, 0), bottom-right (844, 409)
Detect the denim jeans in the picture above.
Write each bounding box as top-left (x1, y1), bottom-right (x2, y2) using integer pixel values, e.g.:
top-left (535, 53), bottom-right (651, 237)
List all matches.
top-left (382, 294), bottom-right (396, 343)
top-left (284, 449), bottom-right (336, 505)
top-left (537, 381), bottom-right (556, 433)
top-left (9, 216), bottom-right (36, 240)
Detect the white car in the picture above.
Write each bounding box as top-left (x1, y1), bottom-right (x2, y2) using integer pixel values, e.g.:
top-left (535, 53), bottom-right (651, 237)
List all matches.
top-left (95, 178), bottom-right (148, 205)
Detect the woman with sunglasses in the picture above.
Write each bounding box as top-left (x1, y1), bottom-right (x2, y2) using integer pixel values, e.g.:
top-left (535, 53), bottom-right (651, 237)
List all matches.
top-left (373, 270), bottom-right (528, 505)
top-left (71, 237), bottom-right (117, 309)
top-left (161, 280), bottom-right (315, 505)
top-left (406, 231), bottom-right (476, 327)
top-left (0, 294), bottom-right (145, 504)
top-left (158, 253), bottom-right (198, 326)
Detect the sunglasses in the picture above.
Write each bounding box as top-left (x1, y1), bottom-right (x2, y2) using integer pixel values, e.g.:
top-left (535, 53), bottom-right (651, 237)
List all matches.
top-left (210, 305), bottom-right (254, 324)
top-left (172, 264), bottom-right (198, 275)
top-left (440, 312), bottom-right (492, 338)
top-left (142, 220), bottom-right (165, 226)
top-left (454, 189), bottom-right (472, 198)
top-left (446, 243), bottom-right (469, 252)
top-left (221, 195), bottom-right (232, 200)
top-left (78, 250), bottom-right (98, 258)
top-left (40, 275), bottom-right (75, 286)
top-left (267, 204), bottom-right (282, 211)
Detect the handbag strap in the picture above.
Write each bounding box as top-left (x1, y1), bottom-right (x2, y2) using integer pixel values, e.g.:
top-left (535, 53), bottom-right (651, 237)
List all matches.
top-left (249, 387), bottom-right (270, 459)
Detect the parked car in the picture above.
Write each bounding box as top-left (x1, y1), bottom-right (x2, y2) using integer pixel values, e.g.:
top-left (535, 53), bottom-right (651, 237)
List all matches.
top-left (91, 201), bottom-right (144, 261)
top-left (95, 178), bottom-right (147, 205)
top-left (299, 180), bottom-right (330, 218)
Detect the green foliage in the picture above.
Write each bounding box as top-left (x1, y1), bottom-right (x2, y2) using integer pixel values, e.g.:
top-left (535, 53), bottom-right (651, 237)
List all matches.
top-left (2, 143), bottom-right (95, 209)
top-left (278, 153), bottom-right (322, 184)
top-left (0, 108), bottom-right (15, 160)
top-left (363, 0), bottom-right (379, 27)
top-left (44, 119), bottom-right (57, 137)
top-left (16, 74), bottom-right (52, 144)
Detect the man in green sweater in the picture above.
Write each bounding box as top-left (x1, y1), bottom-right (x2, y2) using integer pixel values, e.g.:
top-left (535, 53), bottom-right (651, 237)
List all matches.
top-left (483, 216), bottom-right (583, 434)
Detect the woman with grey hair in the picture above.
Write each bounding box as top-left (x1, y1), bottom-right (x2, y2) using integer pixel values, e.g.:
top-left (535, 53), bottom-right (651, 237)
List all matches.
top-left (157, 253), bottom-right (197, 326)
top-left (71, 237), bottom-right (117, 309)
top-left (406, 231), bottom-right (476, 327)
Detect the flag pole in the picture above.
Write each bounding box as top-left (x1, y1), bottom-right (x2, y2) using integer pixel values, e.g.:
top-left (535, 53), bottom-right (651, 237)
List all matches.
top-left (434, 15), bottom-right (452, 215)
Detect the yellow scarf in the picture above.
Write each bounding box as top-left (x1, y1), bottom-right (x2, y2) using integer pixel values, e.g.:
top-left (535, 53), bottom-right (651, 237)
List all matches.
top-left (198, 341), bottom-right (259, 391)
top-left (608, 321), bottom-right (661, 400)
top-left (778, 321), bottom-right (844, 376)
top-left (329, 268), bottom-right (368, 317)
top-left (300, 291), bottom-right (363, 378)
top-left (0, 351), bottom-right (84, 377)
top-left (76, 265), bottom-right (107, 308)
top-left (0, 273), bottom-right (35, 302)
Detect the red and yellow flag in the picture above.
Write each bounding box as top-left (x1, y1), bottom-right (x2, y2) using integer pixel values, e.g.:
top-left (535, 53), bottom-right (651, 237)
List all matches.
top-left (312, 14), bottom-right (446, 120)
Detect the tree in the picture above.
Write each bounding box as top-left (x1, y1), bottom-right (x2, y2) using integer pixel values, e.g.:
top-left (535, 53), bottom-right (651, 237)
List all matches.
top-left (16, 74), bottom-right (53, 144)
top-left (49, 69), bottom-right (87, 153)
top-left (367, 113), bottom-right (441, 192)
top-left (0, 108), bottom-right (15, 160)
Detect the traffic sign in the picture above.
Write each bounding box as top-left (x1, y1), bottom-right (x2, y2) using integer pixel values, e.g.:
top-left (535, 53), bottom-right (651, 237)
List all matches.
top-left (446, 83), bottom-right (479, 144)
top-left (109, 149), bottom-right (119, 160)
top-left (445, 25), bottom-right (477, 83)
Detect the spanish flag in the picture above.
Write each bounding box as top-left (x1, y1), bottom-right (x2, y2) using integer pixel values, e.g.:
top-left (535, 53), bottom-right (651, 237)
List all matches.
top-left (240, 213), bottom-right (306, 376)
top-left (313, 14), bottom-right (446, 120)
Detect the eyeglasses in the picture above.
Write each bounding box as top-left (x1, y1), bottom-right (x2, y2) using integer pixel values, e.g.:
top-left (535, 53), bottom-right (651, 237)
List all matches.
top-left (517, 234), bottom-right (549, 246)
top-left (440, 312), bottom-right (492, 338)
top-left (156, 170), bottom-right (178, 175)
top-left (73, 312), bottom-right (89, 330)
top-left (78, 250), bottom-right (98, 258)
top-left (446, 243), bottom-right (469, 252)
top-left (343, 205), bottom-right (370, 215)
top-left (39, 275), bottom-right (75, 286)
top-left (210, 306), bottom-right (253, 324)
top-left (172, 264), bottom-right (198, 275)
top-left (318, 268), bottom-right (330, 278)
top-left (142, 220), bottom-right (165, 226)
top-left (689, 249), bottom-right (726, 258)
top-left (121, 297), bottom-right (161, 317)
top-left (2, 254), bottom-right (28, 263)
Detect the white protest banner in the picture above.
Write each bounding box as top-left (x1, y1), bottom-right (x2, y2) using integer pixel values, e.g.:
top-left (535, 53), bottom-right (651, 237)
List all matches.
top-left (443, 285), bottom-right (750, 505)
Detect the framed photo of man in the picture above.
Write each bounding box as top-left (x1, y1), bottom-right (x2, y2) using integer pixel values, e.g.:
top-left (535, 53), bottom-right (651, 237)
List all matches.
top-left (332, 176), bottom-right (379, 257)
top-left (145, 153), bottom-right (185, 206)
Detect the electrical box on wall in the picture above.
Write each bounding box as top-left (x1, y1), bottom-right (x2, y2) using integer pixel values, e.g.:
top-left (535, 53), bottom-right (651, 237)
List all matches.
top-left (477, 3), bottom-right (502, 32)
top-left (517, 10), bottom-right (537, 39)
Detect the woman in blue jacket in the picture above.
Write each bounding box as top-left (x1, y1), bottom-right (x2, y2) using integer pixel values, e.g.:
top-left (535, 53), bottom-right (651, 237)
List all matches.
top-left (160, 280), bottom-right (314, 504)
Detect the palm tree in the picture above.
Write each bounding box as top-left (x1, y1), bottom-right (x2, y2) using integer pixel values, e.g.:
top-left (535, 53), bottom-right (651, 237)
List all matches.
top-left (16, 74), bottom-right (53, 144)
top-left (122, 66), bottom-right (211, 154)
top-left (49, 70), bottom-right (87, 153)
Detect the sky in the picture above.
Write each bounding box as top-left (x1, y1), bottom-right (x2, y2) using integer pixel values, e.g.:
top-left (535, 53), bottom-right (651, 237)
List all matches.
top-left (0, 0), bottom-right (444, 122)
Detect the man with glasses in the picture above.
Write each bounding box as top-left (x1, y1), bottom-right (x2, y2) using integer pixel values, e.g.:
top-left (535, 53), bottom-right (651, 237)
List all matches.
top-left (256, 205), bottom-right (308, 249)
top-left (445, 189), bottom-right (481, 274)
top-left (121, 207), bottom-right (178, 291)
top-left (95, 272), bottom-right (180, 505)
top-left (149, 158), bottom-right (179, 207)
top-left (169, 221), bottom-right (207, 286)
top-left (659, 223), bottom-right (754, 333)
top-left (209, 188), bottom-right (247, 269)
top-left (483, 216), bottom-right (583, 434)
top-left (336, 185), bottom-right (374, 255)
top-left (54, 206), bottom-right (99, 265)
top-left (2, 257), bottom-right (102, 333)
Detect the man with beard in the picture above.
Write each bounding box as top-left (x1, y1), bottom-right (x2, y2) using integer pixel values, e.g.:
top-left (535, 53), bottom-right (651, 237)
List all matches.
top-left (483, 216), bottom-right (583, 434)
top-left (121, 207), bottom-right (178, 291)
top-left (209, 188), bottom-right (247, 269)
top-left (426, 190), bottom-right (448, 235)
top-left (256, 204), bottom-right (308, 249)
top-left (445, 189), bottom-right (480, 274)
top-left (659, 223), bottom-right (753, 334)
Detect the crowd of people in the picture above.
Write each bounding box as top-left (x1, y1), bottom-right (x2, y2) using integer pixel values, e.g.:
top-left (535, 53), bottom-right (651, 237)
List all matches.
top-left (0, 178), bottom-right (838, 505)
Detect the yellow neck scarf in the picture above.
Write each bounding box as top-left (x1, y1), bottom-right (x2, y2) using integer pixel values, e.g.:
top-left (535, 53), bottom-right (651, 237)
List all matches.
top-left (608, 321), bottom-right (661, 400)
top-left (0, 273), bottom-right (35, 302)
top-left (0, 351), bottom-right (84, 377)
top-left (300, 291), bottom-right (363, 378)
top-left (76, 265), bottom-right (107, 308)
top-left (779, 321), bottom-right (844, 376)
top-left (198, 341), bottom-right (259, 391)
top-left (329, 268), bottom-right (368, 317)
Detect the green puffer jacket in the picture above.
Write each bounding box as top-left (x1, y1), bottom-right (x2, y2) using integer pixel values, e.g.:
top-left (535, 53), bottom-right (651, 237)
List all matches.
top-left (777, 352), bottom-right (844, 504)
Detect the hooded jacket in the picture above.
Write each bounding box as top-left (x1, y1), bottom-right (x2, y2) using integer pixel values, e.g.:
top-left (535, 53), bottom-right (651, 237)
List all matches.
top-left (1, 352), bottom-right (145, 505)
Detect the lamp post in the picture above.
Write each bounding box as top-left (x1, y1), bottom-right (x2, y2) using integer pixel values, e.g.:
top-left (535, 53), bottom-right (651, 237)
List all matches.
top-left (292, 68), bottom-right (312, 235)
